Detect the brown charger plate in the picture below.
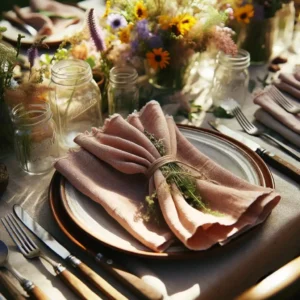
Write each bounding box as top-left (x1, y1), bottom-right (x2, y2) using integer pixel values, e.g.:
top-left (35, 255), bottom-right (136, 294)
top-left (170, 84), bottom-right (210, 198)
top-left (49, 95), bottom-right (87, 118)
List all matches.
top-left (50, 126), bottom-right (275, 259)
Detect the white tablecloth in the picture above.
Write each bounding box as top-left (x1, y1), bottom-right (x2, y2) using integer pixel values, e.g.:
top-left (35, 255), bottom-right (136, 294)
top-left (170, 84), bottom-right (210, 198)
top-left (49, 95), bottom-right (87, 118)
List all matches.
top-left (1, 51), bottom-right (300, 300)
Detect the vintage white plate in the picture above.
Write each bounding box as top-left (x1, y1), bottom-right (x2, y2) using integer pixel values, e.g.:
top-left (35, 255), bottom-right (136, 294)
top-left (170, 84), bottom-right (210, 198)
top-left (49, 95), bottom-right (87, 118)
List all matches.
top-left (59, 126), bottom-right (273, 257)
top-left (0, 7), bottom-right (84, 46)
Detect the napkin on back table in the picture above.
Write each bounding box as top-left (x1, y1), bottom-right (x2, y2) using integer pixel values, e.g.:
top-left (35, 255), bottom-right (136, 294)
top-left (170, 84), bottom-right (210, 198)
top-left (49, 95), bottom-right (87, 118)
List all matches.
top-left (275, 72), bottom-right (300, 100)
top-left (55, 101), bottom-right (280, 252)
top-left (253, 87), bottom-right (300, 147)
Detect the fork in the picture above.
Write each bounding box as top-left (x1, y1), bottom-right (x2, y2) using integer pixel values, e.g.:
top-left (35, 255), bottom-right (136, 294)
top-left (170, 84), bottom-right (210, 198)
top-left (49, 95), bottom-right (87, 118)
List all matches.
top-left (232, 106), bottom-right (300, 162)
top-left (268, 86), bottom-right (300, 114)
top-left (1, 214), bottom-right (102, 300)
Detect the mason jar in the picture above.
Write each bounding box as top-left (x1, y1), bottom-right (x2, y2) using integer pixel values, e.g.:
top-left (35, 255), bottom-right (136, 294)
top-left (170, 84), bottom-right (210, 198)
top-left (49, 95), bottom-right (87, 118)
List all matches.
top-left (211, 49), bottom-right (250, 108)
top-left (49, 59), bottom-right (102, 152)
top-left (108, 66), bottom-right (139, 117)
top-left (11, 103), bottom-right (58, 175)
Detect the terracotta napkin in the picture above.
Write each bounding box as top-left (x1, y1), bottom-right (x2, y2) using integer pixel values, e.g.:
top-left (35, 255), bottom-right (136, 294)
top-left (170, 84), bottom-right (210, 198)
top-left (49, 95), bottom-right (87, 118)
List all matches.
top-left (275, 73), bottom-right (300, 100)
top-left (253, 88), bottom-right (300, 135)
top-left (55, 101), bottom-right (280, 252)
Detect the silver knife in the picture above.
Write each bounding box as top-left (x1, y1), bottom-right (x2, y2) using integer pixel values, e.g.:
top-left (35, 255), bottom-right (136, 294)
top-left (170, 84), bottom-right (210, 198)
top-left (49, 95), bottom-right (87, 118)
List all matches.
top-left (209, 121), bottom-right (300, 183)
top-left (14, 205), bottom-right (128, 300)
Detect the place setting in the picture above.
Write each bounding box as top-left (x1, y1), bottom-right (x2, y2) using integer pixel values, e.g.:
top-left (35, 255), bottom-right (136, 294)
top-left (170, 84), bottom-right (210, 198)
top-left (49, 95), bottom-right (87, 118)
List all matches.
top-left (0, 0), bottom-right (300, 299)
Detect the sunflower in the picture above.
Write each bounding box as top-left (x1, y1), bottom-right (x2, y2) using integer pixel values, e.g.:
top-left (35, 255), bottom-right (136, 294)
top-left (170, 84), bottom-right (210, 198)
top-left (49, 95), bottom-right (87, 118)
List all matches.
top-left (119, 24), bottom-right (133, 43)
top-left (158, 15), bottom-right (171, 30)
top-left (234, 4), bottom-right (254, 24)
top-left (134, 1), bottom-right (148, 20)
top-left (179, 14), bottom-right (196, 32)
top-left (169, 14), bottom-right (196, 36)
top-left (146, 48), bottom-right (170, 70)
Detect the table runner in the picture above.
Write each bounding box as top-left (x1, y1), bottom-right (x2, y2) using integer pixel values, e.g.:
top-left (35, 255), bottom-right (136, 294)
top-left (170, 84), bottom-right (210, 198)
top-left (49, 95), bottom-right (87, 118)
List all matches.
top-left (1, 52), bottom-right (300, 300)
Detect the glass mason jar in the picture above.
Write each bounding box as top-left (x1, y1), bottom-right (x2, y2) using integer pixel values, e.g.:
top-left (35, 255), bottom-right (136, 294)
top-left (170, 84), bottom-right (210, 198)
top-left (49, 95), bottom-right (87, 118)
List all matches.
top-left (211, 50), bottom-right (250, 108)
top-left (11, 103), bottom-right (58, 175)
top-left (49, 59), bottom-right (102, 152)
top-left (108, 66), bottom-right (139, 117)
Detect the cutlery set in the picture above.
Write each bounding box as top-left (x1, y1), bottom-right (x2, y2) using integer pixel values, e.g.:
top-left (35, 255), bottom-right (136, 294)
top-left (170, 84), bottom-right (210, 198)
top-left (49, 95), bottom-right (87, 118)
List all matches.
top-left (210, 88), bottom-right (300, 183)
top-left (0, 206), bottom-right (163, 300)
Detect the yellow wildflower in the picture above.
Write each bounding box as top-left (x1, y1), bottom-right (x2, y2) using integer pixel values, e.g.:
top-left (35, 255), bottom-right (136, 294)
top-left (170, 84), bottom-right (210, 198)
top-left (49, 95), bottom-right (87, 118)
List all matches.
top-left (158, 15), bottom-right (171, 30)
top-left (119, 24), bottom-right (133, 43)
top-left (146, 48), bottom-right (170, 70)
top-left (102, 0), bottom-right (111, 18)
top-left (234, 4), bottom-right (254, 24)
top-left (134, 1), bottom-right (148, 20)
top-left (169, 14), bottom-right (196, 36)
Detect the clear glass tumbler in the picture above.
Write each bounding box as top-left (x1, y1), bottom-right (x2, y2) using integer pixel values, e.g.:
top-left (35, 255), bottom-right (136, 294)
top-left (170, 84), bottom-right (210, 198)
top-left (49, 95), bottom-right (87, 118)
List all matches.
top-left (12, 103), bottom-right (58, 174)
top-left (211, 49), bottom-right (250, 108)
top-left (108, 66), bottom-right (139, 117)
top-left (49, 59), bottom-right (102, 152)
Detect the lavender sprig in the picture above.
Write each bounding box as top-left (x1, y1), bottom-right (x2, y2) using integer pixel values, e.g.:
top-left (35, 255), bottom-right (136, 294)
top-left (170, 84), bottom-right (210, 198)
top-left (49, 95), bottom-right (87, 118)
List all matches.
top-left (87, 8), bottom-right (106, 52)
top-left (27, 47), bottom-right (38, 70)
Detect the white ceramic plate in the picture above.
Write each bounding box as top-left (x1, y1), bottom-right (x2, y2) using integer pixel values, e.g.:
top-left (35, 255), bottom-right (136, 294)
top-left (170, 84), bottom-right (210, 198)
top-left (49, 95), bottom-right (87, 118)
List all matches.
top-left (0, 7), bottom-right (84, 46)
top-left (60, 127), bottom-right (271, 256)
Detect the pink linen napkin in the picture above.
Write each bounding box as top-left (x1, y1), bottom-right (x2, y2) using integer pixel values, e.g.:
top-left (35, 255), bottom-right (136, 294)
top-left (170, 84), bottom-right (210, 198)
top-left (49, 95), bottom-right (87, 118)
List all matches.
top-left (253, 88), bottom-right (300, 135)
top-left (254, 109), bottom-right (300, 148)
top-left (55, 101), bottom-right (280, 252)
top-left (275, 73), bottom-right (300, 100)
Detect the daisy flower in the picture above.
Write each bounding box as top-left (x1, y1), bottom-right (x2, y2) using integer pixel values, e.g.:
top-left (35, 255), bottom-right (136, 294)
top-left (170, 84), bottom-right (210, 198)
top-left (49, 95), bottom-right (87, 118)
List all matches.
top-left (107, 13), bottom-right (127, 30)
top-left (146, 48), bottom-right (170, 70)
top-left (134, 2), bottom-right (148, 20)
top-left (234, 5), bottom-right (254, 24)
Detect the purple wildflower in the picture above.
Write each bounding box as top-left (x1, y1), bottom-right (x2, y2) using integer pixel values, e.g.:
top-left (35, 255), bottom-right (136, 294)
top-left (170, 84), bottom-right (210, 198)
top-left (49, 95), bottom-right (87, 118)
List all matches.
top-left (87, 8), bottom-right (106, 51)
top-left (107, 13), bottom-right (127, 30)
top-left (148, 35), bottom-right (163, 48)
top-left (131, 39), bottom-right (139, 54)
top-left (27, 46), bottom-right (38, 70)
top-left (136, 19), bottom-right (149, 39)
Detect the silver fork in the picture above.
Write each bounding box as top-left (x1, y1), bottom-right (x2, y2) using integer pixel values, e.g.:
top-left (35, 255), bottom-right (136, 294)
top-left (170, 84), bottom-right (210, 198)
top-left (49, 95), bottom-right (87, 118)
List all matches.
top-left (232, 106), bottom-right (300, 162)
top-left (1, 214), bottom-right (102, 300)
top-left (268, 86), bottom-right (300, 114)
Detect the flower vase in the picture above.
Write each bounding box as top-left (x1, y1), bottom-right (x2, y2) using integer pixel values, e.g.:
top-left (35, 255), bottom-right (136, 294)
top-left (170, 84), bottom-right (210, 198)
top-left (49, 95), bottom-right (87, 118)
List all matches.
top-left (237, 18), bottom-right (277, 65)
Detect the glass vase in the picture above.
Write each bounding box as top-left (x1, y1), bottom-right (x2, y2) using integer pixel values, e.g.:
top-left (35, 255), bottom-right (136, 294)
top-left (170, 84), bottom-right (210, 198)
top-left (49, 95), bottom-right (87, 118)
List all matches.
top-left (238, 18), bottom-right (277, 65)
top-left (11, 103), bottom-right (59, 175)
top-left (49, 59), bottom-right (102, 153)
top-left (108, 66), bottom-right (139, 117)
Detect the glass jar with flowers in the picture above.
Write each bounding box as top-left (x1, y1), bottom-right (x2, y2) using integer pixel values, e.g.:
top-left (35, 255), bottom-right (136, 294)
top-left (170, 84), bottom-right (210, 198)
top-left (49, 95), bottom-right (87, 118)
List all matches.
top-left (230, 0), bottom-right (292, 64)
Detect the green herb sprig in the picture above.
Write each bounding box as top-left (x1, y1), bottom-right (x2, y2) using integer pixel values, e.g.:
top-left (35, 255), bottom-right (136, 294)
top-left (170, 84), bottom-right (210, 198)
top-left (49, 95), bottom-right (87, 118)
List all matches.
top-left (142, 130), bottom-right (223, 224)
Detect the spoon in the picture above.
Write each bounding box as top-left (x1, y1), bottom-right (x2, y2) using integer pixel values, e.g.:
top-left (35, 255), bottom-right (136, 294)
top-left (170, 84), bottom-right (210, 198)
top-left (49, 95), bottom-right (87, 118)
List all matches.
top-left (0, 240), bottom-right (49, 300)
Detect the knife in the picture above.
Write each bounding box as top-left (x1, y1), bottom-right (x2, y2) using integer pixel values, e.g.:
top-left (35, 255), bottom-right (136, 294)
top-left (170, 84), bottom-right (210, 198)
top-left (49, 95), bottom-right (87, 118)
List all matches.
top-left (209, 121), bottom-right (300, 183)
top-left (13, 205), bottom-right (128, 300)
top-left (14, 205), bottom-right (163, 300)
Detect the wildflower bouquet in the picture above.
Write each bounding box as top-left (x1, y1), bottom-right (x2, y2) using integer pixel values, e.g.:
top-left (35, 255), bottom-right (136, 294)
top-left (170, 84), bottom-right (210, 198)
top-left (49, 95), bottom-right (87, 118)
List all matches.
top-left (222, 0), bottom-right (293, 63)
top-left (100, 0), bottom-right (237, 93)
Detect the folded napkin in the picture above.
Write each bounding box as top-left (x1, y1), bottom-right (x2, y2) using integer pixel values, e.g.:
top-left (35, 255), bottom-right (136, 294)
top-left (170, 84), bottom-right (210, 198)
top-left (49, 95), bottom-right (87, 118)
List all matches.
top-left (254, 109), bottom-right (300, 148)
top-left (253, 88), bottom-right (300, 135)
top-left (275, 73), bottom-right (300, 100)
top-left (55, 101), bottom-right (280, 252)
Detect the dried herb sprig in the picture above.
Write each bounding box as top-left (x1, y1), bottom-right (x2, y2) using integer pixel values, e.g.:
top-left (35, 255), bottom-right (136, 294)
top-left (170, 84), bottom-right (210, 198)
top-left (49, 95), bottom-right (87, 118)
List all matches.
top-left (142, 130), bottom-right (223, 224)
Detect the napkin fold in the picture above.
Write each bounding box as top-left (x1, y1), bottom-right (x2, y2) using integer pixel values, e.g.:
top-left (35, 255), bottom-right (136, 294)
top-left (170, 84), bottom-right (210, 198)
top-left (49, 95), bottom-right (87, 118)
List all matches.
top-left (275, 73), bottom-right (300, 100)
top-left (254, 109), bottom-right (300, 148)
top-left (253, 88), bottom-right (300, 135)
top-left (55, 101), bottom-right (280, 252)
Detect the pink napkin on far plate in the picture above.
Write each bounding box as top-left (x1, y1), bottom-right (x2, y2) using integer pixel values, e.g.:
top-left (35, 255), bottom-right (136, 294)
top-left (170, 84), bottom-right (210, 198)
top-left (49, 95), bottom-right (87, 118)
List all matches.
top-left (275, 73), bottom-right (300, 100)
top-left (55, 101), bottom-right (280, 252)
top-left (253, 87), bottom-right (300, 135)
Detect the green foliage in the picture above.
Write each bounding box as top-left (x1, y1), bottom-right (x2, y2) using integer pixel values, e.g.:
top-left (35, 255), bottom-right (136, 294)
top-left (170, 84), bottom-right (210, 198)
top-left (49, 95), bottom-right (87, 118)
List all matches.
top-left (142, 130), bottom-right (223, 224)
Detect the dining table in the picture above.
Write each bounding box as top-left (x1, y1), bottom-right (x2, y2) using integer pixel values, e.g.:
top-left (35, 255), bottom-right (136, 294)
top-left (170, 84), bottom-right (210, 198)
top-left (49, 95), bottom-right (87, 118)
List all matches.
top-left (0, 44), bottom-right (300, 300)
